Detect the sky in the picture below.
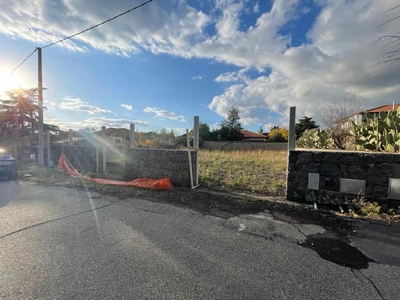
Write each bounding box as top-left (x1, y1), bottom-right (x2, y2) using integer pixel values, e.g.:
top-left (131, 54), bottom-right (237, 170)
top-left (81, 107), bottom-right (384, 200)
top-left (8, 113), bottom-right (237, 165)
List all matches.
top-left (1, 0), bottom-right (400, 135)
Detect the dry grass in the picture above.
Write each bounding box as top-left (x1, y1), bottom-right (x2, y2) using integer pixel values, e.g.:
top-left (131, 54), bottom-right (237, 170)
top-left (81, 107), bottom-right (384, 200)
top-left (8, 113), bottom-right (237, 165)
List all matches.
top-left (198, 149), bottom-right (287, 195)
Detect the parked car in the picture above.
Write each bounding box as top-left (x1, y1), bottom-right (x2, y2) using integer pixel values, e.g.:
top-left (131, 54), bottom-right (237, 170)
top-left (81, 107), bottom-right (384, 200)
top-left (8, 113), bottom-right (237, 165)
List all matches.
top-left (0, 150), bottom-right (18, 180)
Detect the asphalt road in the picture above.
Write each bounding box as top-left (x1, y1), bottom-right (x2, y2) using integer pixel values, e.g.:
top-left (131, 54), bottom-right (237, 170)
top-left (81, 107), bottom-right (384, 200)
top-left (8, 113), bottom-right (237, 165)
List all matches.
top-left (0, 180), bottom-right (399, 300)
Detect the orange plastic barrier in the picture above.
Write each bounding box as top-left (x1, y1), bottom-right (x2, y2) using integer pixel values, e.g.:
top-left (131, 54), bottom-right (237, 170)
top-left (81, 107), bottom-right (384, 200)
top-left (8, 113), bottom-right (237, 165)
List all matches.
top-left (57, 153), bottom-right (173, 191)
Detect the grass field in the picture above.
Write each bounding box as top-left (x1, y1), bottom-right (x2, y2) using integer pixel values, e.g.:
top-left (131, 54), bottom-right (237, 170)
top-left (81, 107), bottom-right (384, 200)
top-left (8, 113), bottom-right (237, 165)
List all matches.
top-left (198, 149), bottom-right (288, 196)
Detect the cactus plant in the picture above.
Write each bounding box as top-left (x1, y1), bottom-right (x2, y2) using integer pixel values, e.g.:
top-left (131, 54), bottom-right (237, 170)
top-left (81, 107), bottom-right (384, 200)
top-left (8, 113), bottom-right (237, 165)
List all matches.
top-left (296, 128), bottom-right (335, 149)
top-left (350, 107), bottom-right (400, 152)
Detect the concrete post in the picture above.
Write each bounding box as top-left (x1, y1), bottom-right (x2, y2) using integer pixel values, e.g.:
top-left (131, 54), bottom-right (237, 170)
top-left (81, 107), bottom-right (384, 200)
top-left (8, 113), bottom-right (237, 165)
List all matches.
top-left (102, 126), bottom-right (106, 173)
top-left (68, 129), bottom-right (73, 145)
top-left (37, 47), bottom-right (44, 166)
top-left (46, 131), bottom-right (51, 167)
top-left (130, 124), bottom-right (135, 148)
top-left (193, 116), bottom-right (200, 185)
top-left (288, 107), bottom-right (296, 151)
top-left (96, 147), bottom-right (99, 175)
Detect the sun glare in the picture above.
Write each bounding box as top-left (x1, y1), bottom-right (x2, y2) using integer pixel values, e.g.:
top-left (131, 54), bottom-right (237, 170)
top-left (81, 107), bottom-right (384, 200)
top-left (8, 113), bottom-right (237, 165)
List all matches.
top-left (0, 69), bottom-right (23, 96)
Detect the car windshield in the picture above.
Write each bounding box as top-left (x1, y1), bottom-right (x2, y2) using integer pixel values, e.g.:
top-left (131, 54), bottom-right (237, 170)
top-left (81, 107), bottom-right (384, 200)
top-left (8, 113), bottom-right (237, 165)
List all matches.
top-left (0, 153), bottom-right (13, 159)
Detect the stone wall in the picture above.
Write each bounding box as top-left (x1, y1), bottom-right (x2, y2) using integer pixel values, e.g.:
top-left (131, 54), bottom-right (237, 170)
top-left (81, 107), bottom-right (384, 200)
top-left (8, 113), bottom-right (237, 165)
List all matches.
top-left (124, 148), bottom-right (197, 186)
top-left (25, 145), bottom-right (197, 186)
top-left (287, 150), bottom-right (400, 207)
top-left (50, 146), bottom-right (99, 171)
top-left (202, 141), bottom-right (287, 151)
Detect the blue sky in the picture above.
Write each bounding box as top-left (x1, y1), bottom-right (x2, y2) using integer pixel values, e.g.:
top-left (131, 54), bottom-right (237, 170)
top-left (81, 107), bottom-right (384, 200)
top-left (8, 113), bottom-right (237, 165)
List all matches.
top-left (1, 0), bottom-right (400, 135)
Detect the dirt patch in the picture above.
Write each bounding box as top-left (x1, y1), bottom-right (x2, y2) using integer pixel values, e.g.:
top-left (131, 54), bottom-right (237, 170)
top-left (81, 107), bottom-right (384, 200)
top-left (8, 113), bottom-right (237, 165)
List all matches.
top-left (17, 163), bottom-right (354, 236)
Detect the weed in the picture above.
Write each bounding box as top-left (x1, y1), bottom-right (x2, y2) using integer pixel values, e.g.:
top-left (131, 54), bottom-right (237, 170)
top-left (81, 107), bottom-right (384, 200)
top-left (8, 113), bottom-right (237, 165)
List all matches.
top-left (198, 149), bottom-right (287, 195)
top-left (346, 195), bottom-right (400, 224)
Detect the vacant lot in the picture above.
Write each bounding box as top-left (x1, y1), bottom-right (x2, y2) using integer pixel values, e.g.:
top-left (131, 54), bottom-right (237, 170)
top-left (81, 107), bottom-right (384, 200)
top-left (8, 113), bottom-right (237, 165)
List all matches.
top-left (199, 149), bottom-right (287, 196)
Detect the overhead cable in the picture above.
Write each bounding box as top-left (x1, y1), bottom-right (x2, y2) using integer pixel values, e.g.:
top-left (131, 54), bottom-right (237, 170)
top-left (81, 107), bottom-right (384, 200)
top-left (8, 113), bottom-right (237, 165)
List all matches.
top-left (9, 49), bottom-right (37, 75)
top-left (9, 0), bottom-right (154, 74)
top-left (42, 0), bottom-right (154, 49)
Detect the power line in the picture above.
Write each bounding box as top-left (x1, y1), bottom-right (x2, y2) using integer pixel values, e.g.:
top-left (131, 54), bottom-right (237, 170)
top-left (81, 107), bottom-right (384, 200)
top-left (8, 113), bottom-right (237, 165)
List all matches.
top-left (9, 0), bottom-right (154, 75)
top-left (9, 49), bottom-right (37, 75)
top-left (42, 0), bottom-right (154, 49)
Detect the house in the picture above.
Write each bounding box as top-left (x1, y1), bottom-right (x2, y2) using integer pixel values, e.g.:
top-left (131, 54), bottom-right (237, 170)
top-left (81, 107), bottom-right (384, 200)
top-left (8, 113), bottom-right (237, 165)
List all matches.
top-left (342, 103), bottom-right (400, 128)
top-left (240, 130), bottom-right (267, 142)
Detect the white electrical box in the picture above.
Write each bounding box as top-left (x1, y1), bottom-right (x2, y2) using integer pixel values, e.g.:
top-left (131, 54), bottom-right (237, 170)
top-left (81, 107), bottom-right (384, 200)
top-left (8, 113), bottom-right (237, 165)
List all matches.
top-left (340, 178), bottom-right (366, 195)
top-left (388, 178), bottom-right (400, 200)
top-left (308, 173), bottom-right (320, 190)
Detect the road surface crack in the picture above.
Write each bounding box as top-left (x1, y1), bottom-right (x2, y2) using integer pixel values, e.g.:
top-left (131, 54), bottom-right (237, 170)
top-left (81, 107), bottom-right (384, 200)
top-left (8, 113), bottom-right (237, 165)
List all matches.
top-left (240, 231), bottom-right (273, 241)
top-left (0, 202), bottom-right (115, 240)
top-left (352, 270), bottom-right (385, 300)
top-left (291, 223), bottom-right (308, 239)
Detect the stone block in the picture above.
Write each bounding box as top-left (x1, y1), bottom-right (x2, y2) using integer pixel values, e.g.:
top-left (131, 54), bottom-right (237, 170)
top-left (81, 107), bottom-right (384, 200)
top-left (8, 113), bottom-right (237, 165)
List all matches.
top-left (312, 151), bottom-right (326, 163)
top-left (320, 163), bottom-right (341, 177)
top-left (298, 152), bottom-right (313, 164)
top-left (287, 172), bottom-right (298, 184)
top-left (348, 166), bottom-right (367, 179)
top-left (304, 190), bottom-right (317, 203)
top-left (300, 163), bottom-right (319, 173)
top-left (288, 163), bottom-right (297, 172)
top-left (365, 184), bottom-right (374, 195)
top-left (288, 151), bottom-right (299, 163)
top-left (359, 154), bottom-right (382, 164)
top-left (372, 191), bottom-right (387, 200)
top-left (368, 164), bottom-right (391, 176)
top-left (322, 153), bottom-right (341, 164)
top-left (391, 164), bottom-right (400, 177)
top-left (367, 176), bottom-right (388, 186)
top-left (340, 155), bottom-right (360, 166)
top-left (324, 177), bottom-right (340, 191)
top-left (381, 155), bottom-right (395, 163)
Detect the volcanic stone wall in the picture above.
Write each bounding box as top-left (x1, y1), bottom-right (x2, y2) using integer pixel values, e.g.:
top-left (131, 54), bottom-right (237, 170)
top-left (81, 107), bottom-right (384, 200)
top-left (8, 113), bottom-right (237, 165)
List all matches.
top-left (287, 150), bottom-right (400, 207)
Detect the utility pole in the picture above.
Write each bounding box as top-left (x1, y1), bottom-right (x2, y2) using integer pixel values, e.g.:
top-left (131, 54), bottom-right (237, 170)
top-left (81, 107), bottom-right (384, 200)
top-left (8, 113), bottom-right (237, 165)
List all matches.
top-left (37, 47), bottom-right (44, 166)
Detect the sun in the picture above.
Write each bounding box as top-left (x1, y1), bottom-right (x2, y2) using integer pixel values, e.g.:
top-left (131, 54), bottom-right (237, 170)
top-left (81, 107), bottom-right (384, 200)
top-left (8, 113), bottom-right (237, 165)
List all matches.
top-left (0, 69), bottom-right (23, 97)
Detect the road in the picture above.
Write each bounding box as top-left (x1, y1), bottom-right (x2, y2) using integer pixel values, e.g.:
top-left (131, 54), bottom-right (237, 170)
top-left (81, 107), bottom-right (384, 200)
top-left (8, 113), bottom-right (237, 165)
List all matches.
top-left (0, 180), bottom-right (399, 300)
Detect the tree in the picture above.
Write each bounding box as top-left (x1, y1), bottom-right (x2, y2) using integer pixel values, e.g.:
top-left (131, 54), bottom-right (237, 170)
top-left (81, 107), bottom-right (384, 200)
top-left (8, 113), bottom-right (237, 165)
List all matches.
top-left (0, 88), bottom-right (39, 140)
top-left (295, 116), bottom-right (319, 140)
top-left (258, 126), bottom-right (263, 134)
top-left (373, 5), bottom-right (400, 65)
top-left (198, 122), bottom-right (211, 141)
top-left (268, 127), bottom-right (288, 142)
top-left (218, 106), bottom-right (243, 141)
top-left (316, 92), bottom-right (366, 149)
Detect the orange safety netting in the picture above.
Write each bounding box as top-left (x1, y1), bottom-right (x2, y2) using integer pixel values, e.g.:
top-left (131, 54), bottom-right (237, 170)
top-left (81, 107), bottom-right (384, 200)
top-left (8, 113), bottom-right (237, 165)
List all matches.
top-left (57, 153), bottom-right (173, 191)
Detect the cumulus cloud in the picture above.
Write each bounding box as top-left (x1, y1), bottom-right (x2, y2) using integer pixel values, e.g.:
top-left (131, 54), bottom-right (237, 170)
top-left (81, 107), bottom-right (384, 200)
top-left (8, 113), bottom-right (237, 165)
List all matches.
top-left (3, 0), bottom-right (400, 127)
top-left (121, 103), bottom-right (132, 110)
top-left (192, 75), bottom-right (202, 80)
top-left (59, 96), bottom-right (112, 114)
top-left (144, 107), bottom-right (186, 122)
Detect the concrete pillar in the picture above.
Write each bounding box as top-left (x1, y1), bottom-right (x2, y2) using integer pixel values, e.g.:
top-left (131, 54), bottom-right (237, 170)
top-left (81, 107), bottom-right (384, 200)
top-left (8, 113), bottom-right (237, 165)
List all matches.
top-left (46, 131), bottom-right (51, 167)
top-left (288, 107), bottom-right (296, 151)
top-left (130, 124), bottom-right (135, 148)
top-left (102, 126), bottom-right (106, 173)
top-left (68, 129), bottom-right (73, 145)
top-left (193, 116), bottom-right (200, 185)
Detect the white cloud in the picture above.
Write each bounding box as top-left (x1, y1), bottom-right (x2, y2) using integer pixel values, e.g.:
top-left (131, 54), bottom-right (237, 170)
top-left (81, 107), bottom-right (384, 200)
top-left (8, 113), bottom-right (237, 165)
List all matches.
top-left (3, 0), bottom-right (400, 127)
top-left (121, 103), bottom-right (132, 110)
top-left (144, 107), bottom-right (186, 122)
top-left (59, 96), bottom-right (112, 114)
top-left (192, 75), bottom-right (202, 80)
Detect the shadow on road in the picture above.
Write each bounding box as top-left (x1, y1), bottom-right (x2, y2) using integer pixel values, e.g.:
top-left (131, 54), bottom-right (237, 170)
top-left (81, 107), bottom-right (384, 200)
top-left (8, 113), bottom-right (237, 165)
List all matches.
top-left (0, 178), bottom-right (21, 208)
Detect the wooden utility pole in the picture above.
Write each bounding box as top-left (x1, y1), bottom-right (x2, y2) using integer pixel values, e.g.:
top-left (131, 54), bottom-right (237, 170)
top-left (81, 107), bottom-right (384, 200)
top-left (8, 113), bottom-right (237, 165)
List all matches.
top-left (37, 47), bottom-right (44, 166)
